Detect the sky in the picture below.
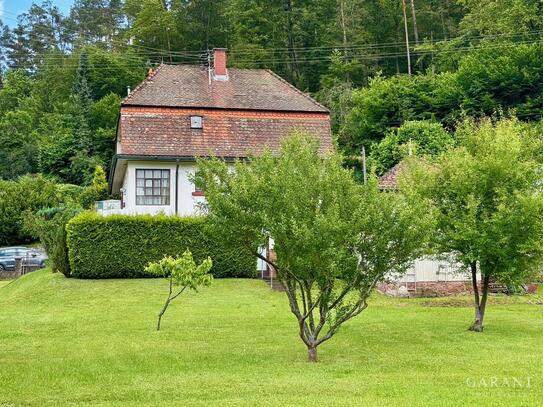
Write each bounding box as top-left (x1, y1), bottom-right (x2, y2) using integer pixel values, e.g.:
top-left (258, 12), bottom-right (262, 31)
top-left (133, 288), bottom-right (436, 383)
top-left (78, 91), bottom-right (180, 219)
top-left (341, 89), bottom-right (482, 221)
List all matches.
top-left (2, 0), bottom-right (74, 26)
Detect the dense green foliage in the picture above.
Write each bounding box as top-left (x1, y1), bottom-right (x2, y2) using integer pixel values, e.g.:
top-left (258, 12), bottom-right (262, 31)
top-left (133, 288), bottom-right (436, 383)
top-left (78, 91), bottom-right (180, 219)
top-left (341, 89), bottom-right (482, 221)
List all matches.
top-left (79, 165), bottom-right (109, 208)
top-left (24, 205), bottom-right (82, 276)
top-left (369, 120), bottom-right (455, 175)
top-left (0, 174), bottom-right (82, 245)
top-left (198, 133), bottom-right (433, 360)
top-left (0, 49), bottom-right (142, 185)
top-left (0, 165), bottom-right (109, 246)
top-left (404, 119), bottom-right (543, 331)
top-left (66, 212), bottom-right (256, 279)
top-left (0, 1), bottom-right (541, 180)
top-left (344, 42), bottom-right (543, 157)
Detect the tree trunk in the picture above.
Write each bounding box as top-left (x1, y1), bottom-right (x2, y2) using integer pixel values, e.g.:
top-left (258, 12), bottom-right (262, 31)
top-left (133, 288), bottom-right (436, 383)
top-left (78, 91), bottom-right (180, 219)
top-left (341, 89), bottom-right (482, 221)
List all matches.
top-left (339, 0), bottom-right (348, 61)
top-left (157, 276), bottom-right (174, 331)
top-left (471, 307), bottom-right (484, 332)
top-left (285, 0), bottom-right (299, 81)
top-left (160, 0), bottom-right (173, 63)
top-left (401, 0), bottom-right (412, 75)
top-left (157, 297), bottom-right (171, 331)
top-left (409, 0), bottom-right (422, 71)
top-left (469, 262), bottom-right (490, 332)
top-left (409, 0), bottom-right (419, 44)
top-left (307, 344), bottom-right (318, 362)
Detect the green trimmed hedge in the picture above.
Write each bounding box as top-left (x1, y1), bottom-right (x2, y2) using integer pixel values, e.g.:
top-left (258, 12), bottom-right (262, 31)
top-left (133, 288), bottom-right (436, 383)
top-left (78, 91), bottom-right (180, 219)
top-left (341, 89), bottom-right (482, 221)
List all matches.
top-left (66, 212), bottom-right (256, 279)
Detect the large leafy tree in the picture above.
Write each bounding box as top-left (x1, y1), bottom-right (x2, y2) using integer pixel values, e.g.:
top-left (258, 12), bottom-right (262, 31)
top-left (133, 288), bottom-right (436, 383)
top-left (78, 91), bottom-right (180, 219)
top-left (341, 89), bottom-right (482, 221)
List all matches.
top-left (197, 134), bottom-right (433, 361)
top-left (404, 119), bottom-right (543, 332)
top-left (344, 71), bottom-right (462, 152)
top-left (0, 110), bottom-right (37, 179)
top-left (370, 120), bottom-right (455, 175)
top-left (343, 41), bottom-right (543, 156)
top-left (457, 42), bottom-right (543, 121)
top-left (459, 0), bottom-right (543, 36)
top-left (67, 0), bottom-right (125, 46)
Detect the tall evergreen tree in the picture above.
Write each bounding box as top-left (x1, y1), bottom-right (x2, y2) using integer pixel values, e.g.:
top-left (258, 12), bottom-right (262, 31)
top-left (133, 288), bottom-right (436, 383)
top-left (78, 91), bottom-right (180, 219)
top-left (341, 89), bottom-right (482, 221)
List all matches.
top-left (68, 0), bottom-right (125, 47)
top-left (72, 49), bottom-right (93, 155)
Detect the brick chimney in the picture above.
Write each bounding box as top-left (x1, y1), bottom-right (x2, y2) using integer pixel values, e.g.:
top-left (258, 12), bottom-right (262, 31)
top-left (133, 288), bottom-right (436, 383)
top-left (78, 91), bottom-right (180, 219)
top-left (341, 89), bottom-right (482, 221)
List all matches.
top-left (213, 48), bottom-right (228, 79)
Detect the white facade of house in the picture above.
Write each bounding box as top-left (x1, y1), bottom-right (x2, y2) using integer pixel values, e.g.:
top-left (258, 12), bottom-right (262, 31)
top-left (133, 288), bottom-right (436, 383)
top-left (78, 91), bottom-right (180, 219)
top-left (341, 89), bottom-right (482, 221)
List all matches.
top-left (117, 161), bottom-right (207, 216)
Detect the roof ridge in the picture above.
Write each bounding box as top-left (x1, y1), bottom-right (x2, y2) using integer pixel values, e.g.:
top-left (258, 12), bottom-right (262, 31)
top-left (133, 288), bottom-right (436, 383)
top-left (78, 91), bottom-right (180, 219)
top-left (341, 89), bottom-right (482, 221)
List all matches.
top-left (265, 69), bottom-right (329, 113)
top-left (121, 63), bottom-right (166, 104)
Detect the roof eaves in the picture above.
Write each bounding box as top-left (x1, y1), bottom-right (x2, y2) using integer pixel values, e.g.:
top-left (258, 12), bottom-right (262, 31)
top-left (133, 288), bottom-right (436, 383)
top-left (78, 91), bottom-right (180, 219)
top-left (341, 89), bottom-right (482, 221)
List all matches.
top-left (115, 154), bottom-right (247, 162)
top-left (118, 103), bottom-right (331, 114)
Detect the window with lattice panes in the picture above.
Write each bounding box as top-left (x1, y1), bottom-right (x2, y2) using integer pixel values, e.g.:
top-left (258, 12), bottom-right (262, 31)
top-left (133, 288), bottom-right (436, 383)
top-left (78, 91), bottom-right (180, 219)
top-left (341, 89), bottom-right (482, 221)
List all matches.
top-left (135, 169), bottom-right (170, 205)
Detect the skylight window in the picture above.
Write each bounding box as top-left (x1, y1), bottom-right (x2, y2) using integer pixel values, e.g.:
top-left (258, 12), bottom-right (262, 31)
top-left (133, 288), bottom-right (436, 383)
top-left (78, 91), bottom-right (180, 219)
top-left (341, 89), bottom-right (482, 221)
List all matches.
top-left (190, 116), bottom-right (203, 129)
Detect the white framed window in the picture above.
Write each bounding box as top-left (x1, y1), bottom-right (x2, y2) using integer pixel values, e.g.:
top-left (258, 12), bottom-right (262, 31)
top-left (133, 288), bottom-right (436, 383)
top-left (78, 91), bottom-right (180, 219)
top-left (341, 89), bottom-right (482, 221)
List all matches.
top-left (190, 115), bottom-right (203, 129)
top-left (135, 169), bottom-right (170, 205)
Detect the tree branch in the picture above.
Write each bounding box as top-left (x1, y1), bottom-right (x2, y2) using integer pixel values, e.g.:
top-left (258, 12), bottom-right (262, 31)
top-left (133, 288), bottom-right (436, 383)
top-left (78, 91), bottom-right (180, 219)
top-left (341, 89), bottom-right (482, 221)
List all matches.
top-left (169, 286), bottom-right (187, 302)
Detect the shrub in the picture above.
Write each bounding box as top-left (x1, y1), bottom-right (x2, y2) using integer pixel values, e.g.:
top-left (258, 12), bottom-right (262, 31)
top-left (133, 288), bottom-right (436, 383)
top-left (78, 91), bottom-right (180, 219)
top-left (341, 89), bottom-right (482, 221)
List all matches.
top-left (0, 174), bottom-right (81, 245)
top-left (66, 212), bottom-right (256, 279)
top-left (24, 205), bottom-right (82, 276)
top-left (79, 165), bottom-right (108, 209)
top-left (369, 121), bottom-right (455, 175)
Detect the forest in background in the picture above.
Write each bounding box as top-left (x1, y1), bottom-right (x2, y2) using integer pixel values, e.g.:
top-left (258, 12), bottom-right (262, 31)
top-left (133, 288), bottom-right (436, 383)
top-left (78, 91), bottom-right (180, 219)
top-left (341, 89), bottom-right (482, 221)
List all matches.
top-left (0, 0), bottom-right (542, 186)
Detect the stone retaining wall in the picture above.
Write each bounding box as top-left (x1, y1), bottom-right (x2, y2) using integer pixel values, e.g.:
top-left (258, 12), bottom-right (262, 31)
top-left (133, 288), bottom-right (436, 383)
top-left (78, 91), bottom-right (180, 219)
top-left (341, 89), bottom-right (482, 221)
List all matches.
top-left (378, 281), bottom-right (474, 297)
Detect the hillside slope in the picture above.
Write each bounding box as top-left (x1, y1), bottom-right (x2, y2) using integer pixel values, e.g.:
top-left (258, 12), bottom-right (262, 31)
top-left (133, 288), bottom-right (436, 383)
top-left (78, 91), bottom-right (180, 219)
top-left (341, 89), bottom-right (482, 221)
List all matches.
top-left (0, 270), bottom-right (541, 406)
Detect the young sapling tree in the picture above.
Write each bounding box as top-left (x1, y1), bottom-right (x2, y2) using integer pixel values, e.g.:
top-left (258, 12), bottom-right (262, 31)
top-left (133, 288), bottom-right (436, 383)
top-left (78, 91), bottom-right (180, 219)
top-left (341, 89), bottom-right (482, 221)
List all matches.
top-left (146, 250), bottom-right (213, 331)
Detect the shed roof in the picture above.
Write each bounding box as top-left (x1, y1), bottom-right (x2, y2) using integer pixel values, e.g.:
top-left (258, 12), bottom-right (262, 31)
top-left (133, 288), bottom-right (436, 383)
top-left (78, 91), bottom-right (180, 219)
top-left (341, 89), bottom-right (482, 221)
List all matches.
top-left (378, 162), bottom-right (406, 190)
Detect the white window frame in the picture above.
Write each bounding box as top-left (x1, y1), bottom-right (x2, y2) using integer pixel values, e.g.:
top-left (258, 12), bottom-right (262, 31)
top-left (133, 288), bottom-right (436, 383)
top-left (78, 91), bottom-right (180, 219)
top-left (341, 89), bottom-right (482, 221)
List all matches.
top-left (190, 115), bottom-right (203, 129)
top-left (135, 169), bottom-right (171, 206)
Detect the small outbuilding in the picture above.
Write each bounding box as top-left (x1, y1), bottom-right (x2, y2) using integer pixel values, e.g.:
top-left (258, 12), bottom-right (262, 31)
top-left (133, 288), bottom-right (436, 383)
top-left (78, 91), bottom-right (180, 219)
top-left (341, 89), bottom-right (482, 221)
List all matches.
top-left (378, 162), bottom-right (475, 297)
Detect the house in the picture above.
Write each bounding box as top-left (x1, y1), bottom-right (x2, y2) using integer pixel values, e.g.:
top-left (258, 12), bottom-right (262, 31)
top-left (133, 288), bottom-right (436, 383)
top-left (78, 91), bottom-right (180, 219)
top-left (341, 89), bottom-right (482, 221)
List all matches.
top-left (378, 162), bottom-right (475, 297)
top-left (109, 48), bottom-right (332, 216)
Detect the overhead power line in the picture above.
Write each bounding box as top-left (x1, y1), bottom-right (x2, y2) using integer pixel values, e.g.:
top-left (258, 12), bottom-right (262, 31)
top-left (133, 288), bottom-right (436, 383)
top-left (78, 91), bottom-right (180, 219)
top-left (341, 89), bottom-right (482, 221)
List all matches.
top-left (2, 4), bottom-right (543, 71)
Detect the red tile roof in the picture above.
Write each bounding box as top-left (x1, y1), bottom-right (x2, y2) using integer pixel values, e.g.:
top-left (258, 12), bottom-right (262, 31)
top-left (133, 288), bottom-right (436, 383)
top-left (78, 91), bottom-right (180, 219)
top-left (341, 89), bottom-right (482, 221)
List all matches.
top-left (123, 64), bottom-right (329, 113)
top-left (119, 107), bottom-right (332, 158)
top-left (378, 162), bottom-right (405, 190)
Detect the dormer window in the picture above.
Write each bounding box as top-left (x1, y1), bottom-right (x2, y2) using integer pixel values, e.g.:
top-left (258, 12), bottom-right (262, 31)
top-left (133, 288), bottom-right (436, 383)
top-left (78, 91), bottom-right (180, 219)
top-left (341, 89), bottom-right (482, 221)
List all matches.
top-left (190, 116), bottom-right (203, 129)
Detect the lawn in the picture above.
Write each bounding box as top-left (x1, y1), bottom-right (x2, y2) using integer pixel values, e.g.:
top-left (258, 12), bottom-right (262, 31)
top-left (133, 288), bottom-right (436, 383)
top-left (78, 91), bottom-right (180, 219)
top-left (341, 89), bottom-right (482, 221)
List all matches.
top-left (0, 280), bottom-right (12, 289)
top-left (0, 270), bottom-right (541, 406)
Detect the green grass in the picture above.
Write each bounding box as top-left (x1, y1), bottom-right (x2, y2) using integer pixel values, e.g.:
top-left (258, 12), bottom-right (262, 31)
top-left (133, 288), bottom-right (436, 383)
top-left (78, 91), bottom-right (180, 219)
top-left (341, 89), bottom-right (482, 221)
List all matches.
top-left (0, 270), bottom-right (541, 406)
top-left (0, 280), bottom-right (12, 288)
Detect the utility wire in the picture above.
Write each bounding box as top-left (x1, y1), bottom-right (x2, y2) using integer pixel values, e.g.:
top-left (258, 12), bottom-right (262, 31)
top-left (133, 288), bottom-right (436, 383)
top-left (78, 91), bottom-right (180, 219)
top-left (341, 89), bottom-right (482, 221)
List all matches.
top-left (2, 7), bottom-right (543, 59)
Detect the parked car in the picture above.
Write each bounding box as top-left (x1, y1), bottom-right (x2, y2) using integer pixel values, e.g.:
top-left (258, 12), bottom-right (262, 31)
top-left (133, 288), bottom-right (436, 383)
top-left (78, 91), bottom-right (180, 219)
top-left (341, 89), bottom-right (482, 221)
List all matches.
top-left (0, 247), bottom-right (48, 272)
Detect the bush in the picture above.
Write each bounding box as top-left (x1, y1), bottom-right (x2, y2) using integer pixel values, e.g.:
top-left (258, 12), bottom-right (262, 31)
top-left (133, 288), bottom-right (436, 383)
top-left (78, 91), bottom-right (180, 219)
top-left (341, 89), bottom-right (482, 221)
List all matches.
top-left (0, 175), bottom-right (82, 245)
top-left (66, 212), bottom-right (257, 279)
top-left (24, 205), bottom-right (82, 276)
top-left (344, 72), bottom-right (462, 152)
top-left (369, 121), bottom-right (455, 175)
top-left (79, 165), bottom-right (108, 208)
